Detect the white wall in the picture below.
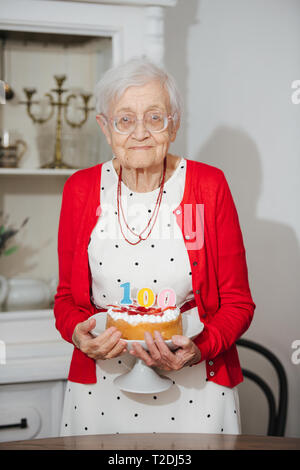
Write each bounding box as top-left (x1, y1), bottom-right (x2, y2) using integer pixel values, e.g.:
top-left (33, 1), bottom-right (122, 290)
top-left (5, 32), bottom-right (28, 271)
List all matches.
top-left (165, 0), bottom-right (300, 437)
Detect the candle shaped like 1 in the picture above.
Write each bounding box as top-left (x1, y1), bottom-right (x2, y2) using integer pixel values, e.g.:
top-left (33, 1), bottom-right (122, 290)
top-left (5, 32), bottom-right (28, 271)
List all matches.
top-left (120, 282), bottom-right (176, 308)
top-left (120, 282), bottom-right (133, 305)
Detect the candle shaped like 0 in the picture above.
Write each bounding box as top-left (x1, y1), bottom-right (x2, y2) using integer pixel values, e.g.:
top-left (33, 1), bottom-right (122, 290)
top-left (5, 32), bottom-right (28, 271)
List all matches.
top-left (137, 287), bottom-right (155, 308)
top-left (157, 288), bottom-right (176, 308)
top-left (120, 282), bottom-right (176, 308)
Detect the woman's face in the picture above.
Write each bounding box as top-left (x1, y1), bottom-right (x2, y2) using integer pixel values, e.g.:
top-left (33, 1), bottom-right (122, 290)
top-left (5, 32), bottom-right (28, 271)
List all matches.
top-left (96, 80), bottom-right (179, 170)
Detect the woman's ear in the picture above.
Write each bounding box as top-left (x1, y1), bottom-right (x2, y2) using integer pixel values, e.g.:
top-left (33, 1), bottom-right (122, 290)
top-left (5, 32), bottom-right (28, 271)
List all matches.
top-left (96, 114), bottom-right (112, 145)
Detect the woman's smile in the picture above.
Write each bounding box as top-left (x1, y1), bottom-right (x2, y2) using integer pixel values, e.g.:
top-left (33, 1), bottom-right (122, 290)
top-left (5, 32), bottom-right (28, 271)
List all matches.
top-left (128, 145), bottom-right (154, 150)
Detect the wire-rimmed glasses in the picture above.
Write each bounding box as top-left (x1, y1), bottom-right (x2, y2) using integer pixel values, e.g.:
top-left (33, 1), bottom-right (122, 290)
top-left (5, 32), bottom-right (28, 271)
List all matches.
top-left (105, 111), bottom-right (174, 135)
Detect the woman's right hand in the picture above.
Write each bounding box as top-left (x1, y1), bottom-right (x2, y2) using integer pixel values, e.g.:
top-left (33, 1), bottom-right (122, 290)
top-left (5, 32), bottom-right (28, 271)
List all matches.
top-left (72, 317), bottom-right (127, 360)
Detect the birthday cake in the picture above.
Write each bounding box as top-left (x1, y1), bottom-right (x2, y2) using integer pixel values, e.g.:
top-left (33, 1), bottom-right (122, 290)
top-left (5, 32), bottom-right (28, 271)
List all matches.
top-left (106, 303), bottom-right (182, 340)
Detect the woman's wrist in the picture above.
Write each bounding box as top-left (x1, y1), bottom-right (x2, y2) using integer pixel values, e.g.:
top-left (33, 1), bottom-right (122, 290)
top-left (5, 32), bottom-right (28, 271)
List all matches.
top-left (186, 343), bottom-right (201, 367)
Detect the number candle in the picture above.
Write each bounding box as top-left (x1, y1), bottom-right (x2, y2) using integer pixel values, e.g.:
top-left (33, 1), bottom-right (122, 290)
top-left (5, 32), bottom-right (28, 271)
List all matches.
top-left (137, 287), bottom-right (155, 308)
top-left (157, 288), bottom-right (176, 308)
top-left (120, 282), bottom-right (133, 305)
top-left (120, 282), bottom-right (176, 308)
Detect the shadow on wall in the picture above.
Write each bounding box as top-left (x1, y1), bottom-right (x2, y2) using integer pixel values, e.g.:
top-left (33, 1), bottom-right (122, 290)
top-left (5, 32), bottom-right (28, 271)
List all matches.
top-left (197, 126), bottom-right (300, 436)
top-left (196, 124), bottom-right (300, 345)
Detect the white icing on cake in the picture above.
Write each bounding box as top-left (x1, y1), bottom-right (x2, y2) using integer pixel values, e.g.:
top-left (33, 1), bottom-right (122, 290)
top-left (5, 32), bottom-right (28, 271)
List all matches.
top-left (107, 306), bottom-right (180, 326)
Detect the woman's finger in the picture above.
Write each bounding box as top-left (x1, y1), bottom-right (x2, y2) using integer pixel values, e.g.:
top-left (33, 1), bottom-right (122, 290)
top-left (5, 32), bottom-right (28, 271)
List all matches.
top-left (96, 329), bottom-right (123, 355)
top-left (76, 317), bottom-right (96, 337)
top-left (129, 333), bottom-right (198, 371)
top-left (171, 335), bottom-right (191, 349)
top-left (103, 339), bottom-right (127, 359)
top-left (131, 332), bottom-right (176, 369)
top-left (143, 331), bottom-right (162, 361)
top-left (96, 326), bottom-right (118, 342)
top-left (153, 331), bottom-right (176, 359)
top-left (130, 341), bottom-right (154, 366)
top-left (72, 318), bottom-right (97, 348)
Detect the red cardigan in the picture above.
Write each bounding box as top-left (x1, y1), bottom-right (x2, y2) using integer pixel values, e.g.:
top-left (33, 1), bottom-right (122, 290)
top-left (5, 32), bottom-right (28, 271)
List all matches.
top-left (54, 158), bottom-right (255, 387)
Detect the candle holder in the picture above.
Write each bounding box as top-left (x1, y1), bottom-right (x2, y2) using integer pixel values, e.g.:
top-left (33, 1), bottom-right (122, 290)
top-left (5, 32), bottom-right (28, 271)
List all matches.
top-left (20, 75), bottom-right (94, 169)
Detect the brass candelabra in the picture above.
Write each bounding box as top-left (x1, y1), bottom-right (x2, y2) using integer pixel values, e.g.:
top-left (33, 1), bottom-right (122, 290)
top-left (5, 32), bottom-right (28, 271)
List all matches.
top-left (21, 75), bottom-right (94, 169)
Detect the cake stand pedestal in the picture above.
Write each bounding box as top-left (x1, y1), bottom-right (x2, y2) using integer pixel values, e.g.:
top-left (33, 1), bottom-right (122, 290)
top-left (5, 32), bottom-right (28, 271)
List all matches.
top-left (113, 358), bottom-right (173, 393)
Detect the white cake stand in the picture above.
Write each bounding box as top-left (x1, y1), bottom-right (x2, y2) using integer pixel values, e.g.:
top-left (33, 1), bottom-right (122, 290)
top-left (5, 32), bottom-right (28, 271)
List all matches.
top-left (90, 308), bottom-right (203, 394)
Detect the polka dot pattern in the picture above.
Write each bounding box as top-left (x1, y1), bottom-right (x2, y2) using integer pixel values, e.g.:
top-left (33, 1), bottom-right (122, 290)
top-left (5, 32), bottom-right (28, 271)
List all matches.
top-left (60, 347), bottom-right (241, 436)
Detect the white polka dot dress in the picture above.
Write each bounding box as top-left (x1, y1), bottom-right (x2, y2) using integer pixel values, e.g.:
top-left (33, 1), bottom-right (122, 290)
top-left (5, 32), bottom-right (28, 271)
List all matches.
top-left (60, 157), bottom-right (242, 436)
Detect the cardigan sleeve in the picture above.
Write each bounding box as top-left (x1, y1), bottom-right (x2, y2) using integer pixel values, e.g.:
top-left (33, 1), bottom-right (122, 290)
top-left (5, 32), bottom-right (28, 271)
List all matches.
top-left (194, 172), bottom-right (255, 361)
top-left (53, 177), bottom-right (91, 344)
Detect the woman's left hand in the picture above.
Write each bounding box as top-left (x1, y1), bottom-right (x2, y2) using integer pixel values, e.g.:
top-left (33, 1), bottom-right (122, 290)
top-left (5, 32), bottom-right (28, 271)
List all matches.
top-left (129, 331), bottom-right (201, 371)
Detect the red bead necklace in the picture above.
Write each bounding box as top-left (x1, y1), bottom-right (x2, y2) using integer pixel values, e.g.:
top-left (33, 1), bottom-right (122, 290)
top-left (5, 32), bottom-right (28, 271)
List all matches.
top-left (117, 157), bottom-right (167, 245)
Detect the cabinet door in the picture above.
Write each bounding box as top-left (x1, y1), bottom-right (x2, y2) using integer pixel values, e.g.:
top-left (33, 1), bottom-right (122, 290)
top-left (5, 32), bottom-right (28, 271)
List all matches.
top-left (0, 406), bottom-right (41, 442)
top-left (0, 380), bottom-right (65, 443)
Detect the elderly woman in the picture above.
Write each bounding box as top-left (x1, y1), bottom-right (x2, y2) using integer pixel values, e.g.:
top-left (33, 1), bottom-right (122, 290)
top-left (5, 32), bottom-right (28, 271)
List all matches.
top-left (55, 57), bottom-right (255, 436)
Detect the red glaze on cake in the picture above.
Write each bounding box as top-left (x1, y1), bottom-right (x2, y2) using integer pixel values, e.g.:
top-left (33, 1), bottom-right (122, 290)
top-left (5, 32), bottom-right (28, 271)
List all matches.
top-left (105, 303), bottom-right (182, 340)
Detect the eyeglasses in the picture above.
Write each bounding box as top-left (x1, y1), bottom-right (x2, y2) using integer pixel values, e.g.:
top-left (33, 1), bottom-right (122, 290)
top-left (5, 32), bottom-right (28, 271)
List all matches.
top-left (106, 111), bottom-right (174, 135)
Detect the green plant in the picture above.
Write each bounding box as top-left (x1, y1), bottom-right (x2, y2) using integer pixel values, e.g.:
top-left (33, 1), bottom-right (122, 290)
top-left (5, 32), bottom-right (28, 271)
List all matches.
top-left (0, 211), bottom-right (29, 257)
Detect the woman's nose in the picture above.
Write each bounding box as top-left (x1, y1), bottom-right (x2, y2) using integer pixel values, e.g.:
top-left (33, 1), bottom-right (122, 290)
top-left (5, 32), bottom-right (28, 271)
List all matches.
top-left (131, 120), bottom-right (150, 140)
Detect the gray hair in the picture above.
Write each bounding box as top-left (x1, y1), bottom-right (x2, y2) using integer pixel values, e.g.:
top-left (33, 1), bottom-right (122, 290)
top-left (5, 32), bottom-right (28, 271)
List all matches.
top-left (94, 57), bottom-right (183, 125)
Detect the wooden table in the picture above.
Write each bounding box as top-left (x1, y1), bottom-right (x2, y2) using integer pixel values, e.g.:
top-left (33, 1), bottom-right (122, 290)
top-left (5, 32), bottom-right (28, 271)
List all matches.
top-left (1, 433), bottom-right (300, 450)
